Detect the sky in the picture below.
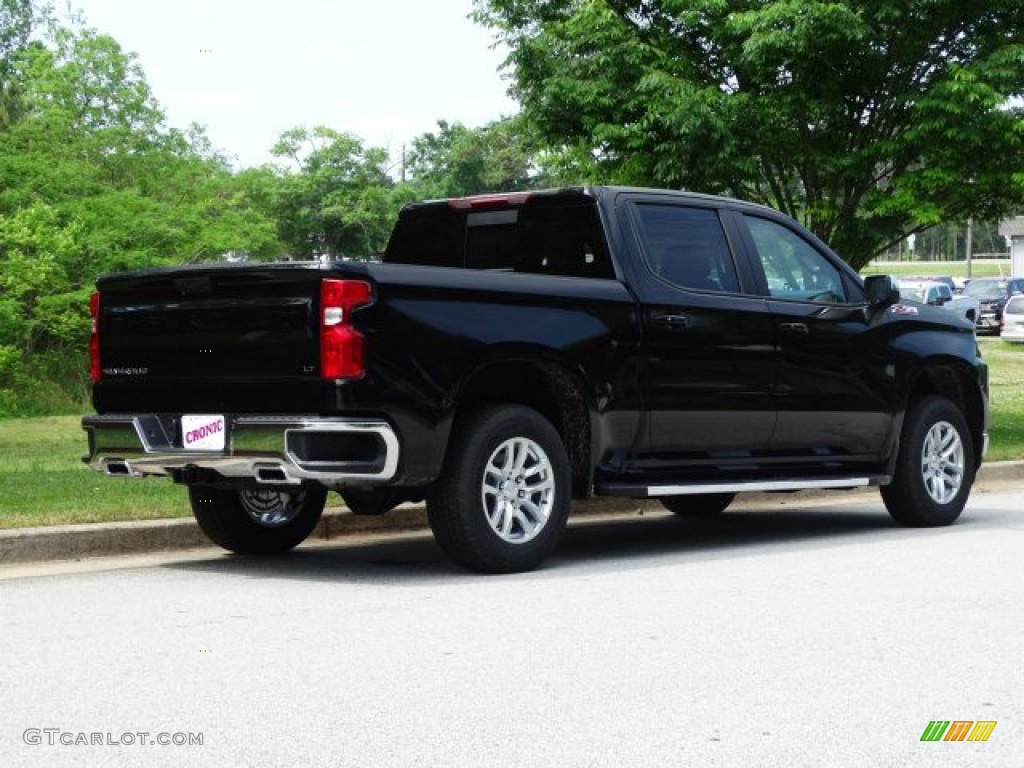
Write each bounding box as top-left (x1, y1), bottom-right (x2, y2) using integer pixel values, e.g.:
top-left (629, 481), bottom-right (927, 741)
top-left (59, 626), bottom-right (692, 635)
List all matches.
top-left (70, 0), bottom-right (519, 169)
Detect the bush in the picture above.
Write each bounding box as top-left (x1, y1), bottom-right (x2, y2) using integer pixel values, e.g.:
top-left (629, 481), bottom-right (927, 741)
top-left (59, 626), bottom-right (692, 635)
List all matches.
top-left (0, 347), bottom-right (87, 418)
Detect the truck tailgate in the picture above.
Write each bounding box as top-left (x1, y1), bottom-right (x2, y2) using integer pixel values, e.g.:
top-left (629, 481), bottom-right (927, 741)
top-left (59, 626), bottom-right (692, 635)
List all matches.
top-left (94, 263), bottom-right (331, 413)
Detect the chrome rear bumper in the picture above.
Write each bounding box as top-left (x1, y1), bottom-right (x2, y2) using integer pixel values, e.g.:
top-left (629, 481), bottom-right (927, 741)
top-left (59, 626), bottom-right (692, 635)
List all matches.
top-left (82, 414), bottom-right (399, 485)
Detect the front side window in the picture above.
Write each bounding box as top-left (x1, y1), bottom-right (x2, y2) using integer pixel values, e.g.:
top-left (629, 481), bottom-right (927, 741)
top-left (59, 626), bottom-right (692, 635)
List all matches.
top-left (744, 215), bottom-right (847, 304)
top-left (633, 204), bottom-right (740, 293)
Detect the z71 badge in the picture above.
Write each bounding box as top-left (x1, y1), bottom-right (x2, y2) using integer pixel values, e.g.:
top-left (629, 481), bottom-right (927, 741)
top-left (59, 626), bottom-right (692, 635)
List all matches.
top-left (888, 304), bottom-right (919, 315)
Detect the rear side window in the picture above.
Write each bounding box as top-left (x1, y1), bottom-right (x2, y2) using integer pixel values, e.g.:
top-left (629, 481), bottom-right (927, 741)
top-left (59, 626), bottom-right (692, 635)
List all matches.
top-left (743, 215), bottom-right (846, 304)
top-left (632, 205), bottom-right (740, 292)
top-left (384, 207), bottom-right (463, 268)
top-left (384, 198), bottom-right (615, 279)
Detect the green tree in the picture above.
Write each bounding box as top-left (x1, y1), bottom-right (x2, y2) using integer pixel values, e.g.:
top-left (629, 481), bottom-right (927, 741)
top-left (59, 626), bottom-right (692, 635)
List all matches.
top-left (0, 203), bottom-right (86, 350)
top-left (903, 220), bottom-right (1008, 262)
top-left (405, 118), bottom-right (536, 197)
top-left (270, 126), bottom-right (402, 258)
top-left (1, 19), bottom-right (283, 267)
top-left (0, 0), bottom-right (35, 128)
top-left (475, 0), bottom-right (1024, 269)
top-left (0, 12), bottom-right (284, 412)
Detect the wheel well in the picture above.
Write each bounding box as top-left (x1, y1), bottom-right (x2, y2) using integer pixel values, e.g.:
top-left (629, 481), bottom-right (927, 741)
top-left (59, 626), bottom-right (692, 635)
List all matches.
top-left (454, 361), bottom-right (592, 497)
top-left (907, 365), bottom-right (985, 470)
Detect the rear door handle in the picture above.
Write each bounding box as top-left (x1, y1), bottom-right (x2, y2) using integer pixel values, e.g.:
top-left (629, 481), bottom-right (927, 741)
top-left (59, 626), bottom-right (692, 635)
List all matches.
top-left (651, 313), bottom-right (690, 330)
top-left (779, 322), bottom-right (809, 336)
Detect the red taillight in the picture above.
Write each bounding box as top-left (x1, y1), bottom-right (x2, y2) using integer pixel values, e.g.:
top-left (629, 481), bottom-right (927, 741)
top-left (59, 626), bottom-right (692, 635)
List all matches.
top-left (89, 291), bottom-right (101, 382)
top-left (447, 193), bottom-right (531, 210)
top-left (320, 279), bottom-right (372, 379)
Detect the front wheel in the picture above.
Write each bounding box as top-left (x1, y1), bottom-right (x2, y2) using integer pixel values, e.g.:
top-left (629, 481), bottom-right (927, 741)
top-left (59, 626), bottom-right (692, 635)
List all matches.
top-left (189, 485), bottom-right (327, 554)
top-left (428, 405), bottom-right (571, 573)
top-left (880, 396), bottom-right (974, 527)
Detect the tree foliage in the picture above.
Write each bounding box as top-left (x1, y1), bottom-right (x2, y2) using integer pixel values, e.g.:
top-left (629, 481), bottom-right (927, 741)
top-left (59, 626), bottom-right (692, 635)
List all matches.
top-left (0, 8), bottom-right (283, 413)
top-left (475, 0), bottom-right (1024, 268)
top-left (0, 0), bottom-right (35, 127)
top-left (260, 119), bottom-right (543, 259)
top-left (268, 126), bottom-right (406, 258)
top-left (1, 5), bottom-right (550, 415)
top-left (405, 118), bottom-right (536, 197)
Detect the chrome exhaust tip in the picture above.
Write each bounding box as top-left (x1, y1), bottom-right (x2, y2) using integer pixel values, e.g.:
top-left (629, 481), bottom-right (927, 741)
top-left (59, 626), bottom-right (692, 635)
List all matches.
top-left (253, 464), bottom-right (298, 485)
top-left (104, 460), bottom-right (140, 477)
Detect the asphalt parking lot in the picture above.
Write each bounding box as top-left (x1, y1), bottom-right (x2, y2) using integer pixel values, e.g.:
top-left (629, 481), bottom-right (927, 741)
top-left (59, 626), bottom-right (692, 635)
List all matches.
top-left (1, 481), bottom-right (1020, 767)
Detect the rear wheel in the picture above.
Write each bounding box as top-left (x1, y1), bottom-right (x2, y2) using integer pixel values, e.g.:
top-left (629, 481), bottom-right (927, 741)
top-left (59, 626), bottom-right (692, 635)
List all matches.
top-left (660, 493), bottom-right (735, 518)
top-left (881, 396), bottom-right (974, 527)
top-left (189, 485), bottom-right (327, 554)
top-left (428, 405), bottom-right (571, 573)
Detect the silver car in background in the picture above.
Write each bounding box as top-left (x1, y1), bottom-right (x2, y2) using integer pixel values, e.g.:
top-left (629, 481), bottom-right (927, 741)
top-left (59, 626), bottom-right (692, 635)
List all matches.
top-left (898, 279), bottom-right (980, 325)
top-left (1001, 295), bottom-right (1024, 343)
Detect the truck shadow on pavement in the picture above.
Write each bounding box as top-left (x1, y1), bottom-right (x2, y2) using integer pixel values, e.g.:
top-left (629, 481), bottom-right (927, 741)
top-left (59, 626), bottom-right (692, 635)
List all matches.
top-left (162, 503), bottom-right (981, 584)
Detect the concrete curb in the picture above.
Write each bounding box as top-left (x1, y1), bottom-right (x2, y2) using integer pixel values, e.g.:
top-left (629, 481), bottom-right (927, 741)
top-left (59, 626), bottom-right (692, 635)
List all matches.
top-left (2, 461), bottom-right (1022, 566)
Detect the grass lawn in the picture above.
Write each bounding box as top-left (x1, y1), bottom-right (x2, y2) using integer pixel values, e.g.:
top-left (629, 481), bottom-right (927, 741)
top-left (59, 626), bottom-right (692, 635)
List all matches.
top-left (862, 259), bottom-right (1012, 278)
top-left (979, 336), bottom-right (1024, 462)
top-left (1, 338), bottom-right (1021, 528)
top-left (0, 416), bottom-right (190, 528)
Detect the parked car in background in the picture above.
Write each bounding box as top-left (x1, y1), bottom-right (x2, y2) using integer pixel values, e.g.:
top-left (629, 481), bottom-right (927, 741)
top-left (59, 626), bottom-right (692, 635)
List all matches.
top-left (1001, 295), bottom-right (1024, 343)
top-left (962, 277), bottom-right (1024, 334)
top-left (905, 274), bottom-right (958, 294)
top-left (898, 279), bottom-right (979, 325)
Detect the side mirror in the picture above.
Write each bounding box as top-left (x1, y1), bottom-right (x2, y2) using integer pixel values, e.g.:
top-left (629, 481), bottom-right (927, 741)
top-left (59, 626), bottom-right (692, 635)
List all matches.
top-left (865, 274), bottom-right (900, 308)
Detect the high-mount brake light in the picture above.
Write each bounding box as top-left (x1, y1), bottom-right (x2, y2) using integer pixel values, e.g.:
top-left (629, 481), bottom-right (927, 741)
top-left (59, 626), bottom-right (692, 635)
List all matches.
top-left (89, 292), bottom-right (101, 382)
top-left (447, 193), bottom-right (532, 210)
top-left (320, 279), bottom-right (372, 379)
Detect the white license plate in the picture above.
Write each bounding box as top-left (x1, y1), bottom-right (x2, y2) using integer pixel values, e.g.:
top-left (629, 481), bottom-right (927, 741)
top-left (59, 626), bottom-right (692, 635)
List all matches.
top-left (181, 415), bottom-right (226, 451)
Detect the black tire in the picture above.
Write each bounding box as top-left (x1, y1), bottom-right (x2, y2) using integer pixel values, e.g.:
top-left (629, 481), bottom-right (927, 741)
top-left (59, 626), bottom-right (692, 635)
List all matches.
top-left (660, 493), bottom-right (735, 518)
top-left (189, 485), bottom-right (327, 554)
top-left (880, 396), bottom-right (974, 527)
top-left (428, 405), bottom-right (571, 573)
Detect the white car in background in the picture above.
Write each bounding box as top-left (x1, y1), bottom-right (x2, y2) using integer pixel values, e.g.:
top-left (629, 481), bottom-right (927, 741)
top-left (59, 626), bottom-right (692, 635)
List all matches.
top-left (898, 280), bottom-right (980, 325)
top-left (1001, 295), bottom-right (1024, 343)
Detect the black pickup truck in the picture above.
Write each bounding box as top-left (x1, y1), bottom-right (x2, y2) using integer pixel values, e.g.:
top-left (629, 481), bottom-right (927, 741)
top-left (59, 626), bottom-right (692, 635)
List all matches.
top-left (82, 187), bottom-right (989, 572)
